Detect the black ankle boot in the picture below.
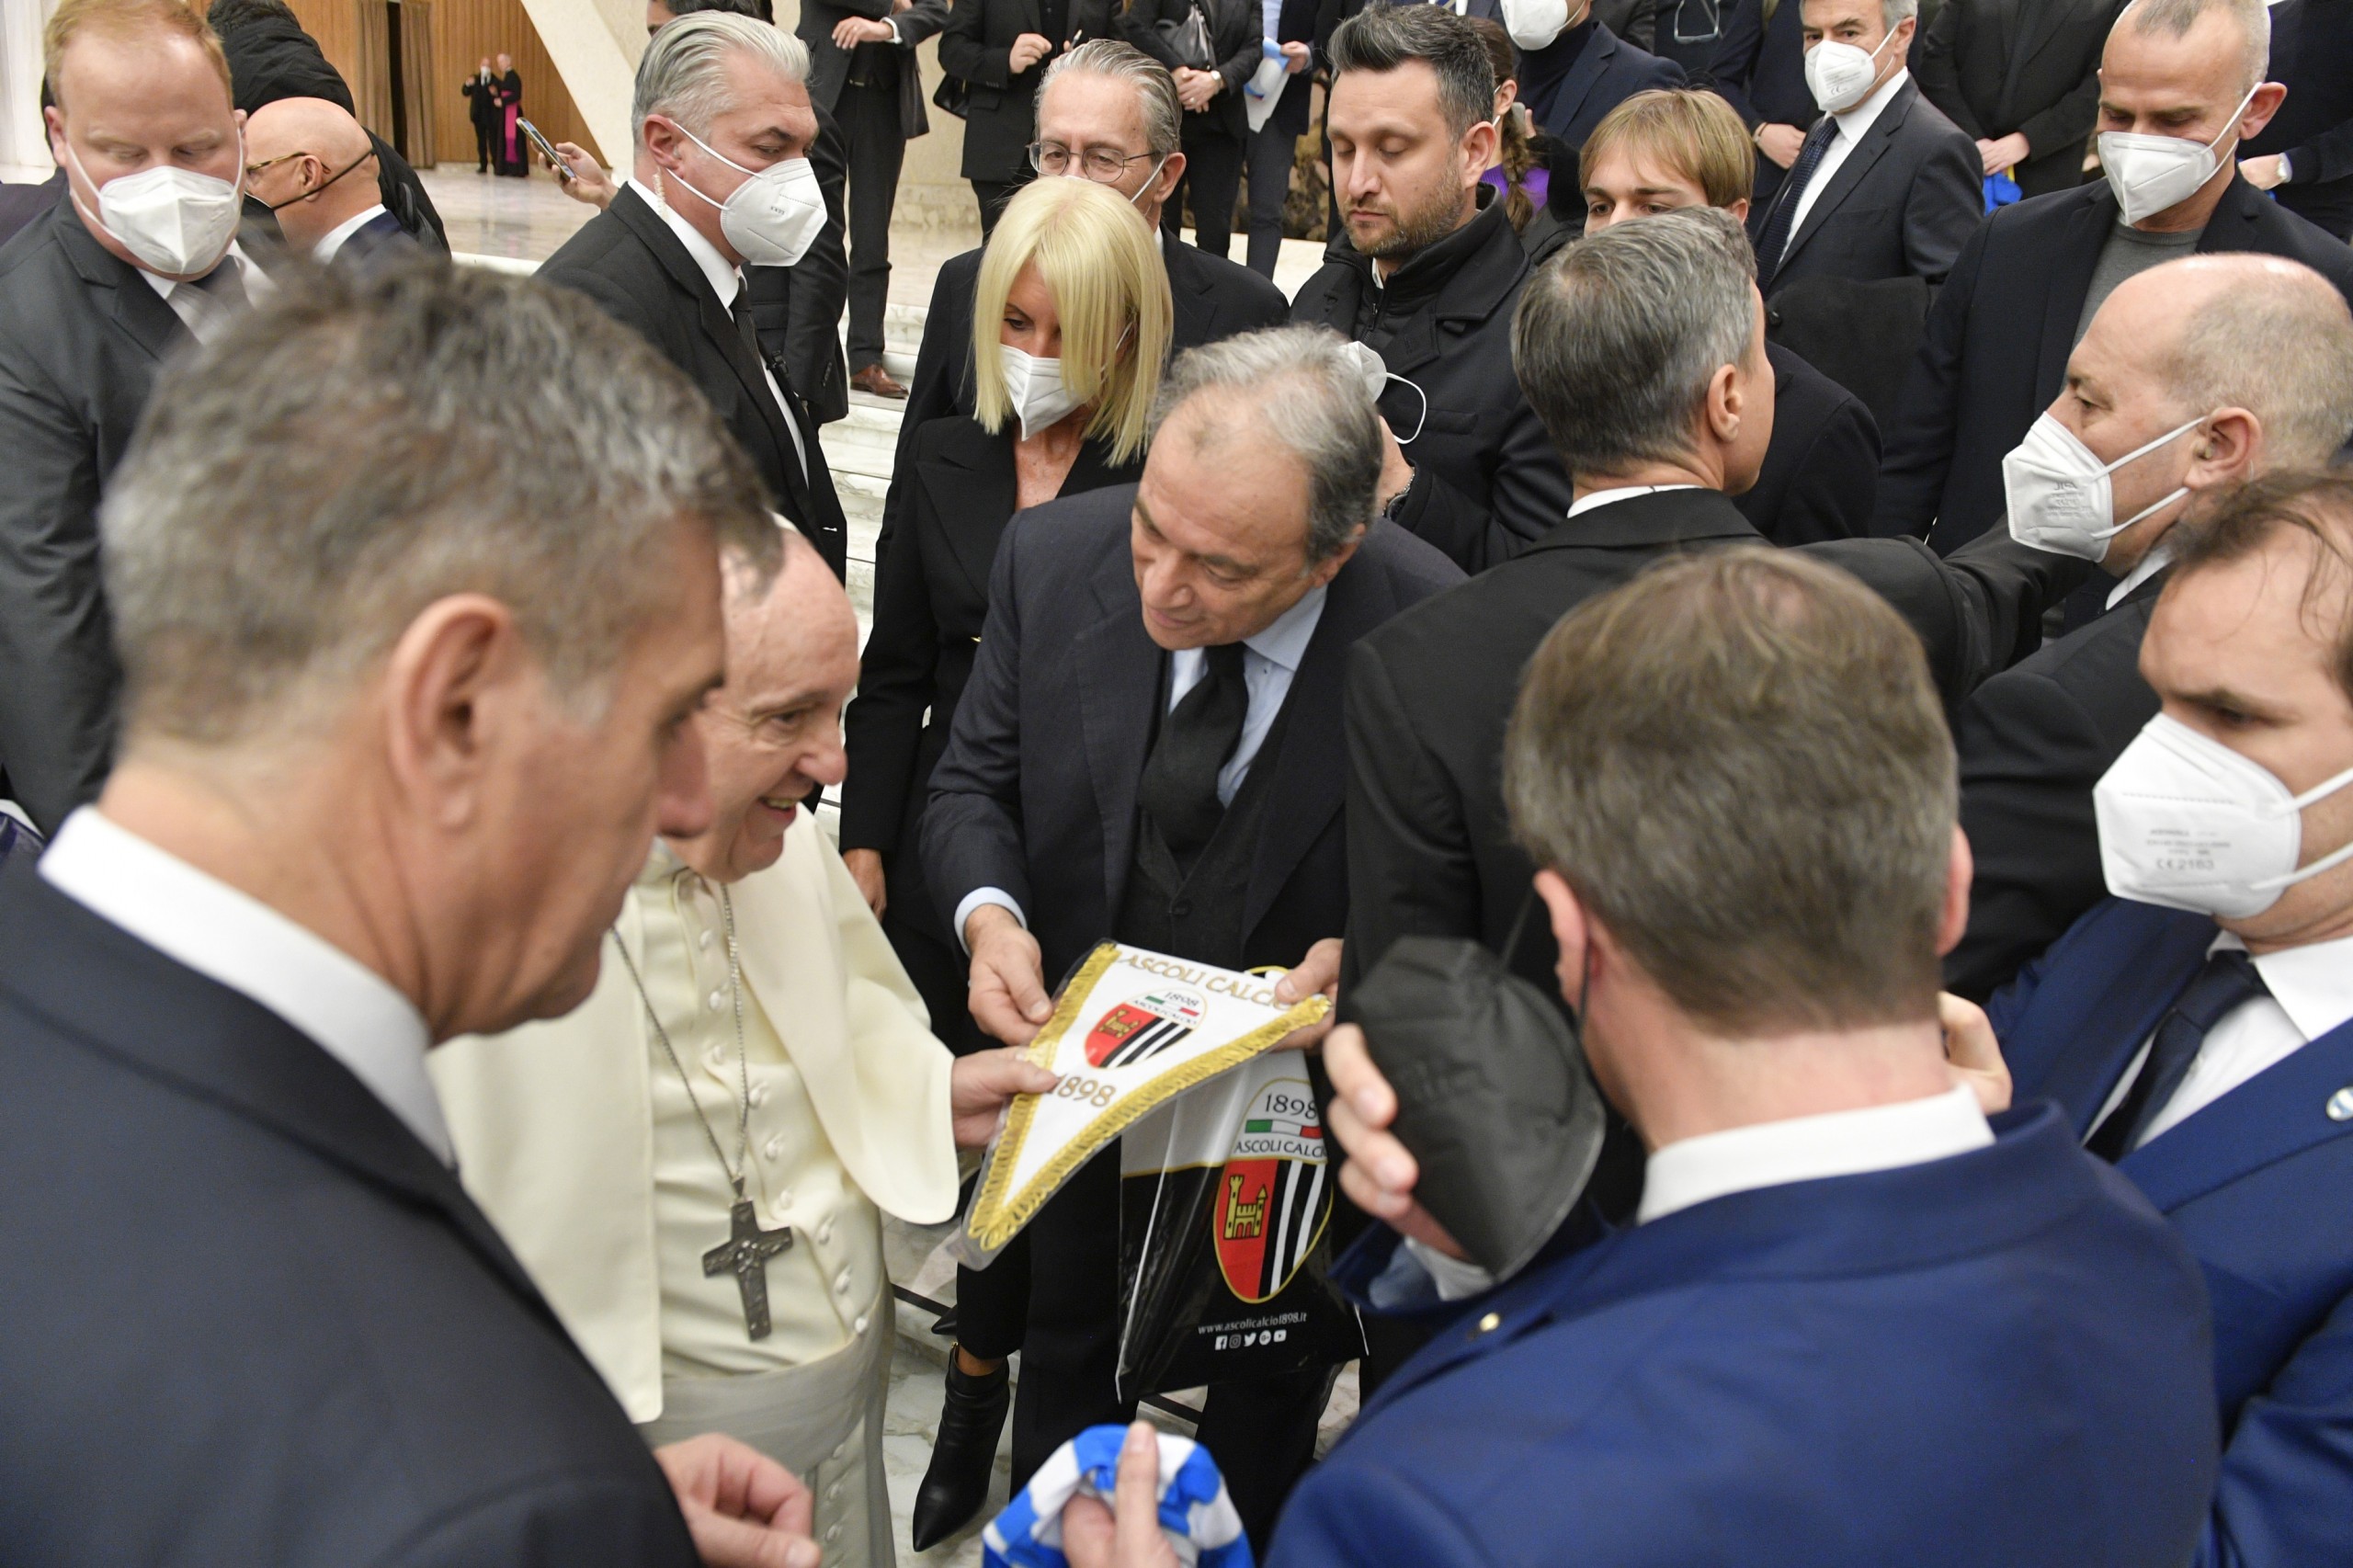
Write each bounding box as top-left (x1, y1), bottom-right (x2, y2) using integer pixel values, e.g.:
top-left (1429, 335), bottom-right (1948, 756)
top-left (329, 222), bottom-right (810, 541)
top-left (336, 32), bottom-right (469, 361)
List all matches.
top-left (911, 1357), bottom-right (1010, 1550)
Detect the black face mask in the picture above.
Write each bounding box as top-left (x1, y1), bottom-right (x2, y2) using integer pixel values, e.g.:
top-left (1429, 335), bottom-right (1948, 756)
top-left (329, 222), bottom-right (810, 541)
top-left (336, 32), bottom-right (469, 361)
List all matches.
top-left (263, 150), bottom-right (372, 213)
top-left (1347, 901), bottom-right (1609, 1280)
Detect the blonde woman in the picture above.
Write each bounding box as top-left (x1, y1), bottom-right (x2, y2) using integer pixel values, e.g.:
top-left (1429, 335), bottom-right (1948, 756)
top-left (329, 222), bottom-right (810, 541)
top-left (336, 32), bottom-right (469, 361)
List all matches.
top-left (839, 176), bottom-right (1169, 1547)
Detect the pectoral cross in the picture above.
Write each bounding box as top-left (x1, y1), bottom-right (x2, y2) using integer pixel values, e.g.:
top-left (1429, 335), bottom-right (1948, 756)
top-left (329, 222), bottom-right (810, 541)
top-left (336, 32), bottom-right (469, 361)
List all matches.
top-left (704, 1197), bottom-right (794, 1340)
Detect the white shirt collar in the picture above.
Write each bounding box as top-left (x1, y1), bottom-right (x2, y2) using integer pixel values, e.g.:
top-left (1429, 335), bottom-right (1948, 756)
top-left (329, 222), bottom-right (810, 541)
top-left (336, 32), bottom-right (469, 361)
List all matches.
top-left (1832, 65), bottom-right (1910, 141)
top-left (1245, 582), bottom-right (1327, 673)
top-left (1637, 1083), bottom-right (1992, 1224)
top-left (313, 202), bottom-right (389, 263)
top-left (39, 807), bottom-right (449, 1164)
top-left (627, 175), bottom-right (740, 307)
top-left (2218, 927), bottom-right (2353, 1048)
top-left (1566, 483), bottom-right (1702, 519)
top-left (139, 240), bottom-right (272, 301)
top-left (2107, 539), bottom-right (2173, 610)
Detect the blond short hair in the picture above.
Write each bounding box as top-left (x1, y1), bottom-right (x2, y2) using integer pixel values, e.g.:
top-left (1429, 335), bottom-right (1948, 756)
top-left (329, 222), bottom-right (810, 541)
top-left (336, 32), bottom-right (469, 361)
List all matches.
top-left (971, 178), bottom-right (1173, 464)
top-left (45, 0), bottom-right (232, 112)
top-left (1579, 89), bottom-right (1756, 212)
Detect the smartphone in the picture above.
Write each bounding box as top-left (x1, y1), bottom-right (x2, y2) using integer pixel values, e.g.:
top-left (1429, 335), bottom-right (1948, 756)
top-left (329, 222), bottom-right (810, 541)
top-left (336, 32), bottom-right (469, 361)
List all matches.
top-left (517, 117), bottom-right (573, 181)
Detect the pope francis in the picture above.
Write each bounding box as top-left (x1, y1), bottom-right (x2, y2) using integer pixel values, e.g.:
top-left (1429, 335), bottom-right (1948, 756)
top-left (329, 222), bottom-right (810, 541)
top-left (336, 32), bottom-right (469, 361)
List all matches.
top-left (431, 528), bottom-right (1053, 1567)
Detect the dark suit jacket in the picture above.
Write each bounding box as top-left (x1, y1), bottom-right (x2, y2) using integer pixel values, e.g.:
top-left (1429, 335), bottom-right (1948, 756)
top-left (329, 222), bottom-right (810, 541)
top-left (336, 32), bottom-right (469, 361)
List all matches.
top-left (1944, 569), bottom-right (2163, 1001)
top-left (922, 487), bottom-right (1462, 982)
top-left (882, 235), bottom-right (1287, 551)
top-left (1270, 1105), bottom-right (2216, 1568)
top-left (1705, 0), bottom-right (1812, 209)
top-left (1339, 488), bottom-right (1763, 995)
top-left (745, 102), bottom-right (852, 426)
top-left (840, 416), bottom-right (1141, 944)
top-left (1121, 0), bottom-right (1263, 143)
top-left (539, 186), bottom-right (850, 575)
top-left (0, 170), bottom-right (63, 252)
top-left (1875, 176), bottom-right (2353, 551)
top-left (1739, 339), bottom-right (1880, 543)
top-left (1991, 896), bottom-right (2353, 1568)
top-left (1340, 484), bottom-right (2081, 995)
top-left (801, 0), bottom-right (953, 140)
top-left (330, 208), bottom-right (424, 274)
top-left (1914, 0), bottom-right (2119, 198)
top-left (1516, 18), bottom-right (1686, 148)
top-left (2245, 0), bottom-right (2353, 240)
top-left (0, 204), bottom-right (197, 832)
top-left (940, 0), bottom-right (1113, 181)
top-left (0, 860), bottom-right (701, 1566)
top-left (1290, 194), bottom-right (1570, 571)
top-left (1751, 77), bottom-right (1984, 295)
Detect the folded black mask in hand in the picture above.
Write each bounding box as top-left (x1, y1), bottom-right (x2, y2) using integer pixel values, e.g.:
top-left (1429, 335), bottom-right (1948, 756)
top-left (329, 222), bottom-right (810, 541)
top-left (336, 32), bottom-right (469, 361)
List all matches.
top-left (1348, 936), bottom-right (1608, 1281)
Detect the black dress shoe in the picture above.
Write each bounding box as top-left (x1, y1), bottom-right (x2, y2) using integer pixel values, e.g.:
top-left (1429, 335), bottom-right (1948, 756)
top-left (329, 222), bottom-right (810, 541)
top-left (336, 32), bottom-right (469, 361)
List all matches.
top-left (911, 1358), bottom-right (1010, 1550)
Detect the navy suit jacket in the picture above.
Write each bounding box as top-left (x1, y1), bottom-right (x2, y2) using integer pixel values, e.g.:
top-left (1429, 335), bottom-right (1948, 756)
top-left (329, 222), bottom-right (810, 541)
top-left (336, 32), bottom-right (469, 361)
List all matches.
top-left (1268, 1105), bottom-right (2218, 1567)
top-left (0, 859), bottom-right (699, 1564)
top-left (1517, 19), bottom-right (1685, 148)
top-left (1991, 896), bottom-right (2353, 1567)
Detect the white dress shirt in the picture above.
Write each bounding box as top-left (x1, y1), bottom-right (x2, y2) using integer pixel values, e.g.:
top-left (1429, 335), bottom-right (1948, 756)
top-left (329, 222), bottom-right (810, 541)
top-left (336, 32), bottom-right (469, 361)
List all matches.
top-left (1396, 1084), bottom-right (1994, 1301)
top-left (2094, 927), bottom-right (2353, 1153)
top-left (953, 585), bottom-right (1332, 947)
top-left (40, 807), bottom-right (448, 1162)
top-left (2107, 539), bottom-right (2173, 611)
top-left (140, 242), bottom-right (276, 344)
top-left (313, 202), bottom-right (389, 264)
top-left (625, 176), bottom-right (810, 483)
top-left (1565, 483), bottom-right (1702, 519)
top-left (1783, 67), bottom-right (1912, 256)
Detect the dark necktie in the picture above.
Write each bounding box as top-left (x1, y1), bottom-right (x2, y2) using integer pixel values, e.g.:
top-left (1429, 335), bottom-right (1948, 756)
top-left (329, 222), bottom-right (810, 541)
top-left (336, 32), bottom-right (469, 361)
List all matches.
top-left (1754, 117), bottom-right (1841, 292)
top-left (194, 256), bottom-right (248, 310)
top-left (1138, 643), bottom-right (1249, 870)
top-left (728, 285), bottom-right (764, 368)
top-left (2086, 948), bottom-right (2268, 1161)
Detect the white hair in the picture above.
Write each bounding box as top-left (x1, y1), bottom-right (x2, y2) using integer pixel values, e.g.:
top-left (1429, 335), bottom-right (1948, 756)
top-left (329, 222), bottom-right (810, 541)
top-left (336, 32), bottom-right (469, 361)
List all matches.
top-left (632, 11), bottom-right (809, 139)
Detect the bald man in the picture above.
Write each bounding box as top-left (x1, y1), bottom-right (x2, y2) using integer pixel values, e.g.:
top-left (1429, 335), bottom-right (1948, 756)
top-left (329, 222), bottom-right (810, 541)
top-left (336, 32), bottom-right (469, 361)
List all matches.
top-left (244, 95), bottom-right (415, 267)
top-left (1949, 252), bottom-right (2353, 999)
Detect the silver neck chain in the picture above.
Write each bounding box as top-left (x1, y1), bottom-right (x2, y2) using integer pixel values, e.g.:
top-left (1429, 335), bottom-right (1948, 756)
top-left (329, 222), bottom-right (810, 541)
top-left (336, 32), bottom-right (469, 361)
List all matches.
top-left (610, 882), bottom-right (753, 1198)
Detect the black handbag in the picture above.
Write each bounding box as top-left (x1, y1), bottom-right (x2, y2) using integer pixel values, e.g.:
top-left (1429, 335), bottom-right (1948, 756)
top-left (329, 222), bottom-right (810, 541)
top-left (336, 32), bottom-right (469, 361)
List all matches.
top-left (1155, 0), bottom-right (1217, 70)
top-left (932, 71), bottom-right (970, 119)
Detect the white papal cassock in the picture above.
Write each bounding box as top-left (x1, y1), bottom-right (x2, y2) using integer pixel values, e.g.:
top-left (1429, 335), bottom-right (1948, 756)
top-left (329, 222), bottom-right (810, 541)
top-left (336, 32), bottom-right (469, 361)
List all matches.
top-left (429, 818), bottom-right (962, 1568)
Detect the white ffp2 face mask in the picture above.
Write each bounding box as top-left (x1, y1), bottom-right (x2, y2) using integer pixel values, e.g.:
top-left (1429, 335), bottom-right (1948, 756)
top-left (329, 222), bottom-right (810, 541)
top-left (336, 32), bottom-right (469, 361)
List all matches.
top-left (2002, 410), bottom-right (2203, 562)
top-left (63, 137), bottom-right (244, 278)
top-left (664, 122), bottom-right (827, 268)
top-left (1336, 339), bottom-right (1427, 444)
top-left (1803, 27), bottom-right (1895, 115)
top-left (2099, 83), bottom-right (2260, 226)
top-left (1499, 0), bottom-right (1580, 51)
top-left (999, 346), bottom-right (1082, 439)
top-left (2095, 712), bottom-right (2353, 919)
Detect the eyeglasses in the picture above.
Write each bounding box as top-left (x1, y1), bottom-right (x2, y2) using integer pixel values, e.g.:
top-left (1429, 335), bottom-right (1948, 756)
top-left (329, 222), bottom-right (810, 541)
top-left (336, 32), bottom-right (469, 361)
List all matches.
top-left (244, 150), bottom-right (309, 181)
top-left (1027, 142), bottom-right (1159, 181)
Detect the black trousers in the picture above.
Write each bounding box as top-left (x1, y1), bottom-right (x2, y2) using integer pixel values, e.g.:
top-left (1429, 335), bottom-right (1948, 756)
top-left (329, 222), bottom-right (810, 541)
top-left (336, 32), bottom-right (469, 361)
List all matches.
top-left (1243, 119), bottom-right (1296, 278)
top-left (1163, 121), bottom-right (1245, 260)
top-left (472, 119), bottom-right (494, 170)
top-left (837, 78), bottom-right (906, 371)
top-left (880, 903), bottom-right (1034, 1359)
top-left (1014, 1148), bottom-right (1332, 1553)
top-left (972, 176), bottom-right (1030, 239)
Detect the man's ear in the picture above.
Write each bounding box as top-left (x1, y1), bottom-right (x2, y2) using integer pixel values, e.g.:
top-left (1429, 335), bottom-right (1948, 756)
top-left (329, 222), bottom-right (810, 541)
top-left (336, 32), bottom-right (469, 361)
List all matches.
top-left (1936, 824), bottom-right (1973, 957)
top-left (1534, 868), bottom-right (1591, 1011)
top-left (1703, 358), bottom-right (1743, 445)
top-left (2188, 407), bottom-right (2262, 488)
top-left (381, 594), bottom-right (530, 831)
top-left (2241, 80), bottom-right (2289, 142)
top-left (641, 113), bottom-right (686, 172)
top-left (1151, 148), bottom-right (1188, 206)
top-left (1460, 116), bottom-right (1500, 189)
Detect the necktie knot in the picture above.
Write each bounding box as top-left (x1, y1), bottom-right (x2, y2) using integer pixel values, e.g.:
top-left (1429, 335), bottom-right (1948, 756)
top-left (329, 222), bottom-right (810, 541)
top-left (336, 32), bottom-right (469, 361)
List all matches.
top-left (1139, 643), bottom-right (1252, 869)
top-left (2088, 947), bottom-right (2268, 1160)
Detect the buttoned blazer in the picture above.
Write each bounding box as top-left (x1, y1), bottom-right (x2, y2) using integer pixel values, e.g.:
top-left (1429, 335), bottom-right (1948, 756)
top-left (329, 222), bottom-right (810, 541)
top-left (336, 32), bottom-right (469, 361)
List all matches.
top-left (1746, 77), bottom-right (1984, 297)
top-left (1912, 0), bottom-right (2120, 198)
top-left (919, 485), bottom-right (1462, 988)
top-left (429, 819), bottom-right (960, 1422)
top-left (1991, 896), bottom-right (2353, 1566)
top-left (1872, 175), bottom-right (2353, 552)
top-left (799, 0), bottom-right (954, 140)
top-left (0, 858), bottom-right (700, 1566)
top-left (538, 186), bottom-right (850, 576)
top-left (1267, 1106), bottom-right (2217, 1568)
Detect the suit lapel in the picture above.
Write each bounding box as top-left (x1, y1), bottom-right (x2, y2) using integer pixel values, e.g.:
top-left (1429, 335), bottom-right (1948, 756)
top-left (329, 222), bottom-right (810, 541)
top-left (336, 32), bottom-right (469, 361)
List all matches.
top-left (1237, 548), bottom-right (1383, 940)
top-left (2123, 1017), bottom-right (2353, 1214)
top-left (58, 212), bottom-right (189, 365)
top-left (1779, 86), bottom-right (1906, 270)
top-left (924, 421), bottom-right (1020, 600)
top-left (1077, 544), bottom-right (1163, 919)
top-left (1537, 25), bottom-right (1618, 142)
top-left (609, 188), bottom-right (805, 513)
top-left (1165, 243), bottom-right (1222, 349)
top-left (2038, 187), bottom-right (2114, 403)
